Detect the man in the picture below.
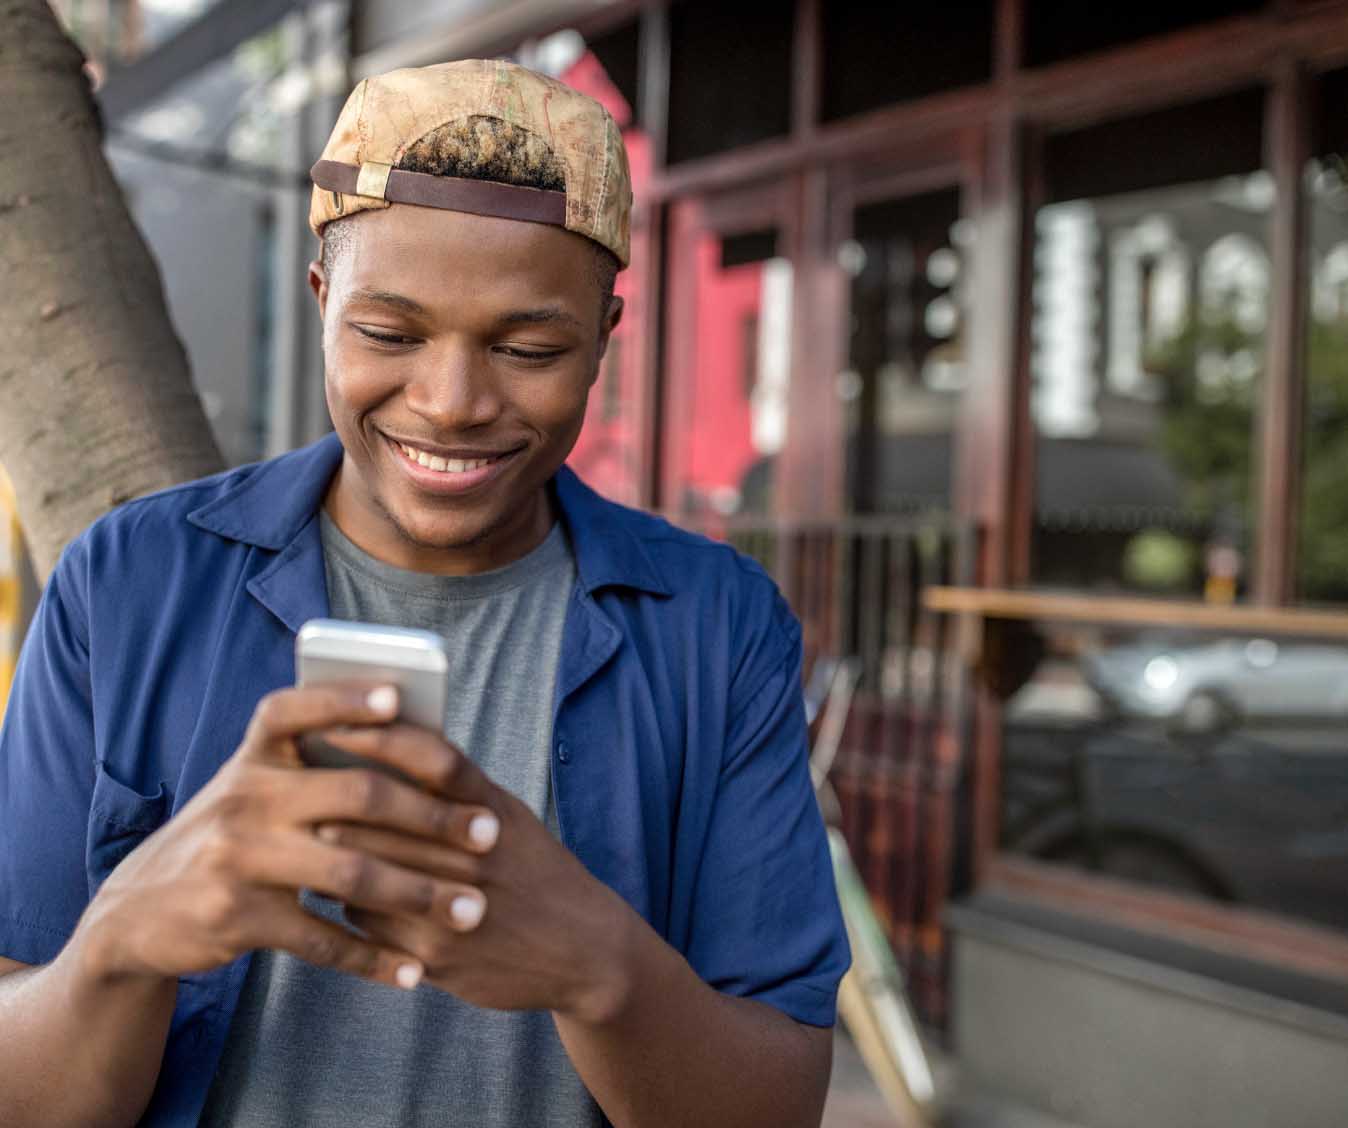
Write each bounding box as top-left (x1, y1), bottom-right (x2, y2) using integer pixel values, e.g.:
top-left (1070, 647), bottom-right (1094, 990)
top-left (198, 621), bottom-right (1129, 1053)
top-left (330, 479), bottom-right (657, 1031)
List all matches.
top-left (0, 60), bottom-right (848, 1126)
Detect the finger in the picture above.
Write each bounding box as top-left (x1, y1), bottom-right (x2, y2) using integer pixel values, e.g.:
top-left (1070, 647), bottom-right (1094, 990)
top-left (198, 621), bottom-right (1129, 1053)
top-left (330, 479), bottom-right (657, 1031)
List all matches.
top-left (316, 723), bottom-right (494, 806)
top-left (243, 684), bottom-right (400, 762)
top-left (316, 822), bottom-right (491, 882)
top-left (237, 831), bottom-right (487, 928)
top-left (346, 906), bottom-right (485, 970)
top-left (285, 765), bottom-right (474, 845)
top-left (263, 902), bottom-right (425, 990)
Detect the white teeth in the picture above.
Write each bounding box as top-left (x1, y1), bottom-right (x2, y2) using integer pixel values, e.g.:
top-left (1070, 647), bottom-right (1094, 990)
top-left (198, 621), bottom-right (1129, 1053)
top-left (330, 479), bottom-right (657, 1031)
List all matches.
top-left (398, 442), bottom-right (494, 474)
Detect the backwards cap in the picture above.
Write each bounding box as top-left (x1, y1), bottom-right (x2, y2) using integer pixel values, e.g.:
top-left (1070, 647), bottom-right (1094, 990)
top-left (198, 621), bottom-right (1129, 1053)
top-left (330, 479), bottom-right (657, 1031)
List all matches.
top-left (309, 59), bottom-right (631, 267)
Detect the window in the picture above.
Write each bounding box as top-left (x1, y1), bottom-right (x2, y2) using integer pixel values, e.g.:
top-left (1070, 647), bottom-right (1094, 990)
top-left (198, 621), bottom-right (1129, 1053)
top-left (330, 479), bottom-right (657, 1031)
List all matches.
top-left (1299, 65), bottom-right (1348, 605)
top-left (820, 5), bottom-right (994, 122)
top-left (1000, 619), bottom-right (1348, 937)
top-left (666, 0), bottom-right (792, 164)
top-left (1023, 0), bottom-right (1264, 69)
top-left (841, 189), bottom-right (968, 516)
top-left (666, 223), bottom-right (793, 516)
top-left (1030, 92), bottom-right (1269, 599)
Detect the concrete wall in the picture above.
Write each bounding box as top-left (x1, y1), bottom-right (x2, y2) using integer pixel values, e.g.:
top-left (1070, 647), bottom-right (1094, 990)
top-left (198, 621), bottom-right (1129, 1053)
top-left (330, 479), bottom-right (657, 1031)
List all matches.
top-left (949, 899), bottom-right (1348, 1128)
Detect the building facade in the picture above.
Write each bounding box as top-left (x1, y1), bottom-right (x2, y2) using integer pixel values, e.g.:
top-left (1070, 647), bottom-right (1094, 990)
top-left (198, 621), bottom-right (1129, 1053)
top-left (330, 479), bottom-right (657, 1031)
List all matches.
top-left (13, 2), bottom-right (1348, 1124)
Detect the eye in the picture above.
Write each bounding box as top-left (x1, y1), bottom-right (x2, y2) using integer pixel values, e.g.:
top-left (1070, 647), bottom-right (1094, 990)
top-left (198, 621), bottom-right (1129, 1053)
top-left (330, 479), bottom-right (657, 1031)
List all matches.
top-left (495, 345), bottom-right (567, 363)
top-left (352, 324), bottom-right (419, 347)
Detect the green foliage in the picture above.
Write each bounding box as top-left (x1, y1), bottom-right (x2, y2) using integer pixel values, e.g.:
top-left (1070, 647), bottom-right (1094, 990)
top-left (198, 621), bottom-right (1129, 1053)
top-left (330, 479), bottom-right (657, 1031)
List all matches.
top-left (1145, 293), bottom-right (1348, 604)
top-left (1298, 319), bottom-right (1348, 601)
top-left (1122, 530), bottom-right (1198, 592)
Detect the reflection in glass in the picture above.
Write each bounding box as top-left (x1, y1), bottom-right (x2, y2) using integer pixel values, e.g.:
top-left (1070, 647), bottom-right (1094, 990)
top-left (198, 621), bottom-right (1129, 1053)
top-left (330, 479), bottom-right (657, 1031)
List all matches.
top-left (1298, 157), bottom-right (1348, 605)
top-left (671, 234), bottom-right (793, 516)
top-left (1030, 175), bottom-right (1273, 598)
top-left (843, 189), bottom-right (968, 516)
top-left (1000, 622), bottom-right (1348, 933)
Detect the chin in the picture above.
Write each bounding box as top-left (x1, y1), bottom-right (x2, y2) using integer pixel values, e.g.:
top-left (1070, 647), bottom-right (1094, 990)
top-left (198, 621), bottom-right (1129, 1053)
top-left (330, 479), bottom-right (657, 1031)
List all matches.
top-left (393, 510), bottom-right (496, 551)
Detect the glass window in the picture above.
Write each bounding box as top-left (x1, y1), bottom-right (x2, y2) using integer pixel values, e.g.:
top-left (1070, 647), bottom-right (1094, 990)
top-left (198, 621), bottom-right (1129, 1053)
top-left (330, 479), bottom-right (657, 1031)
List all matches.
top-left (1030, 94), bottom-right (1269, 598)
top-left (667, 227), bottom-right (793, 516)
top-left (820, 5), bottom-right (993, 123)
top-left (1299, 66), bottom-right (1348, 605)
top-left (841, 189), bottom-right (969, 516)
top-left (1000, 619), bottom-right (1348, 937)
top-left (666, 0), bottom-right (792, 164)
top-left (1022, 0), bottom-right (1264, 69)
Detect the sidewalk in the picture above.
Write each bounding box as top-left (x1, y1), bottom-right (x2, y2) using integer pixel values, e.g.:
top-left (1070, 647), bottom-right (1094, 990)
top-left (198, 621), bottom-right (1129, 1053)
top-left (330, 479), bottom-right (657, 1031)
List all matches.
top-left (823, 1029), bottom-right (1084, 1128)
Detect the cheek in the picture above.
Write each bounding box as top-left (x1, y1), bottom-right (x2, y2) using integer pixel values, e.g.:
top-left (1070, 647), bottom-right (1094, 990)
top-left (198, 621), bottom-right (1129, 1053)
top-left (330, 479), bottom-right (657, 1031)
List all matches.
top-left (511, 369), bottom-right (595, 433)
top-left (326, 353), bottom-right (399, 417)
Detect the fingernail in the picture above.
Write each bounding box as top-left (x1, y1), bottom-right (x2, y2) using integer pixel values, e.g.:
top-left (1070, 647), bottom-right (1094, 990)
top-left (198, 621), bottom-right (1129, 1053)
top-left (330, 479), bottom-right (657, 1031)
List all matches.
top-left (367, 686), bottom-right (398, 715)
top-left (396, 962), bottom-right (423, 990)
top-left (451, 895), bottom-right (484, 929)
top-left (316, 824), bottom-right (340, 843)
top-left (468, 812), bottom-right (499, 850)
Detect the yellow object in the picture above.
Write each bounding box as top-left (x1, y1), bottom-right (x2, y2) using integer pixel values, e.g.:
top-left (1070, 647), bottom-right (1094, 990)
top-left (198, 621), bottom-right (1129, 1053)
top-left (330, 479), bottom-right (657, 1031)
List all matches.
top-left (0, 464), bottom-right (22, 718)
top-left (829, 828), bottom-right (936, 1126)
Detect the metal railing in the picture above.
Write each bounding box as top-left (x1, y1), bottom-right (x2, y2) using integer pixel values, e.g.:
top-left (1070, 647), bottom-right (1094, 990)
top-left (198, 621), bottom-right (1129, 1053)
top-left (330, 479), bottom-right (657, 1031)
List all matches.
top-left (674, 510), bottom-right (977, 1025)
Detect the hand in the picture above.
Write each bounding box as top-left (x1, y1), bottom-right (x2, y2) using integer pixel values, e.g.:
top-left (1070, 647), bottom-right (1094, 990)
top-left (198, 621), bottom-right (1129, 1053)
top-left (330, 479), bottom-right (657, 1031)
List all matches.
top-left (72, 684), bottom-right (501, 993)
top-left (315, 724), bottom-right (639, 1022)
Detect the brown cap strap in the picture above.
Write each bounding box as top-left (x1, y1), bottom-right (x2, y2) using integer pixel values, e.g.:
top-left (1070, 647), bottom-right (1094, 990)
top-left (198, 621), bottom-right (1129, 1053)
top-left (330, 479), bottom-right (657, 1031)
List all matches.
top-left (311, 159), bottom-right (568, 227)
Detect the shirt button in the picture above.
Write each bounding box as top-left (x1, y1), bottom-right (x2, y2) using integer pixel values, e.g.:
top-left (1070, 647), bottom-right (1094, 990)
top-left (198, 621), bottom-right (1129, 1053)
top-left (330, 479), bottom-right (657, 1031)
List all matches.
top-left (557, 741), bottom-right (571, 765)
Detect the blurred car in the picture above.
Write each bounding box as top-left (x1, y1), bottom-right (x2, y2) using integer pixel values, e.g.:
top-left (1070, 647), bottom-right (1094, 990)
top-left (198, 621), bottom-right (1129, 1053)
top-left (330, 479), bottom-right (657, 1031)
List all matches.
top-left (1082, 636), bottom-right (1348, 732)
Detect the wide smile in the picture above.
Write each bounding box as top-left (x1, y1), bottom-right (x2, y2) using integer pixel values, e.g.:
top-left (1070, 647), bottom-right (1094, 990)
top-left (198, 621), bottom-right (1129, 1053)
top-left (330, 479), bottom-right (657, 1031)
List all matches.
top-left (382, 433), bottom-right (522, 496)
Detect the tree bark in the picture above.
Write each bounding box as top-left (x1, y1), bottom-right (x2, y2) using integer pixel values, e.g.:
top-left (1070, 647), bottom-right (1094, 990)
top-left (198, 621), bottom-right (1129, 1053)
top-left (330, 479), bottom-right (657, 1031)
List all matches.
top-left (0, 0), bottom-right (224, 581)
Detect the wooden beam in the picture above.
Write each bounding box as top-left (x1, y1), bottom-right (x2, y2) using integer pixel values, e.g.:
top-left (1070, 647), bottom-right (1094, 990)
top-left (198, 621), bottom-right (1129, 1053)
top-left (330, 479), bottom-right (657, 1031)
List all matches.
top-left (637, 1), bottom-right (669, 173)
top-left (1255, 60), bottom-right (1312, 606)
top-left (791, 0), bottom-right (821, 141)
top-left (643, 4), bottom-right (1348, 205)
top-left (924, 585), bottom-right (1348, 638)
top-left (989, 855), bottom-right (1348, 986)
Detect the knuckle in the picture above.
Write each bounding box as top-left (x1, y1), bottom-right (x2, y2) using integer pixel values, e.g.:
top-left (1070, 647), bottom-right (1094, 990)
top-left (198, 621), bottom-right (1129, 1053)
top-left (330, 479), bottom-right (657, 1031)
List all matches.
top-left (343, 770), bottom-right (384, 816)
top-left (328, 851), bottom-right (370, 901)
top-left (252, 691), bottom-right (287, 732)
top-left (426, 934), bottom-right (456, 968)
top-left (303, 929), bottom-right (343, 968)
top-left (342, 943), bottom-right (380, 980)
top-left (403, 877), bottom-right (436, 916)
top-left (198, 883), bottom-right (242, 931)
top-left (428, 749), bottom-right (459, 795)
top-left (422, 797), bottom-right (452, 838)
top-left (198, 828), bottom-right (242, 875)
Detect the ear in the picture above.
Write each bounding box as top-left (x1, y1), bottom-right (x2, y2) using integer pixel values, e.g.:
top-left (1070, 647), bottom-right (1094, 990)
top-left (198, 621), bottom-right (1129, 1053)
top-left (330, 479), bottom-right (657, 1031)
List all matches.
top-left (308, 259), bottom-right (329, 319)
top-left (596, 294), bottom-right (624, 362)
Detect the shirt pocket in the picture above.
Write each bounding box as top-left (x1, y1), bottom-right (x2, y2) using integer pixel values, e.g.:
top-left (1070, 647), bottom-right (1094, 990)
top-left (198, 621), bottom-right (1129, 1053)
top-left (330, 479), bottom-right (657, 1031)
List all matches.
top-left (86, 761), bottom-right (172, 895)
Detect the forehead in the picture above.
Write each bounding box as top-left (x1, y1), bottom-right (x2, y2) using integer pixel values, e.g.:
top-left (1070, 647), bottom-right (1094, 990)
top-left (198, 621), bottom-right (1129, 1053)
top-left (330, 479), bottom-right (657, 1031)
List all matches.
top-left (329, 204), bottom-right (597, 306)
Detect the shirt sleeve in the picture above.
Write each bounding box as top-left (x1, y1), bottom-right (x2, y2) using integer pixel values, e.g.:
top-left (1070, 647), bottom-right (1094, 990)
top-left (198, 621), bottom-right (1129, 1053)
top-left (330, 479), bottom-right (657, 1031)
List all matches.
top-left (683, 591), bottom-right (852, 1027)
top-left (0, 540), bottom-right (97, 965)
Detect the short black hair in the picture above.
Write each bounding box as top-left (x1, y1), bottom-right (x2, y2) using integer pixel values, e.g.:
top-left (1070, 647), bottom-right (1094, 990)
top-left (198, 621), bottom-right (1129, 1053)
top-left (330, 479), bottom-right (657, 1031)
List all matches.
top-left (320, 115), bottom-right (618, 323)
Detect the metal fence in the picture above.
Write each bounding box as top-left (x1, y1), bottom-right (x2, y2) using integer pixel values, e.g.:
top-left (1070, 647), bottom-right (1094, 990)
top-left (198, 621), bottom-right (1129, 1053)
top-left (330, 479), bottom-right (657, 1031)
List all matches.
top-left (677, 511), bottom-right (978, 1025)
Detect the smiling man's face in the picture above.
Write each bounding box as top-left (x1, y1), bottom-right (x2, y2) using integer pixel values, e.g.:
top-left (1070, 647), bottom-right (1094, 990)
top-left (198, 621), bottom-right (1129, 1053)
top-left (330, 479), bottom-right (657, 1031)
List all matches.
top-left (310, 203), bottom-right (620, 574)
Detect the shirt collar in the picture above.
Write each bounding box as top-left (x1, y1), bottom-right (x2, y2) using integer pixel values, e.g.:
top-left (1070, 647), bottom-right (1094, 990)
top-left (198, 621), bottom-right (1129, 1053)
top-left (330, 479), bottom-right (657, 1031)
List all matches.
top-left (186, 432), bottom-right (670, 597)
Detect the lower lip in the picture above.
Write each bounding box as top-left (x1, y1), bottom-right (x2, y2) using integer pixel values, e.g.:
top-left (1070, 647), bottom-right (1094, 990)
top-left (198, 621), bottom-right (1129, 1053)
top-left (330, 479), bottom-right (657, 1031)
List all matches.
top-left (384, 435), bottom-right (519, 495)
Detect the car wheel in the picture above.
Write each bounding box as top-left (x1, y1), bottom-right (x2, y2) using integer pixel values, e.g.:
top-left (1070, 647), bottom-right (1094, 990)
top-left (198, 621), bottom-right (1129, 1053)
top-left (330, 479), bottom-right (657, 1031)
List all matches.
top-left (1175, 690), bottom-right (1234, 735)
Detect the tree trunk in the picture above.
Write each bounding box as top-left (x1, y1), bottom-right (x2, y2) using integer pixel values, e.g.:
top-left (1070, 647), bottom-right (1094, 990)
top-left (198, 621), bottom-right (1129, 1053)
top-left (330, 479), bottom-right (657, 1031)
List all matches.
top-left (0, 0), bottom-right (224, 581)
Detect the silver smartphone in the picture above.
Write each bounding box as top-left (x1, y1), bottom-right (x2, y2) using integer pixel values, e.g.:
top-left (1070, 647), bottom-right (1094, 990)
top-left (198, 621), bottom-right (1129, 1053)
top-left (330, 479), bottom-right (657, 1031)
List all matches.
top-left (295, 618), bottom-right (450, 774)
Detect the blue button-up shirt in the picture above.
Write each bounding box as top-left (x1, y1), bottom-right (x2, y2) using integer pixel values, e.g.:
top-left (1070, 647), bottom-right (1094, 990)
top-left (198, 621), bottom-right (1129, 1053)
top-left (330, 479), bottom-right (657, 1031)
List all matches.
top-left (0, 434), bottom-right (849, 1125)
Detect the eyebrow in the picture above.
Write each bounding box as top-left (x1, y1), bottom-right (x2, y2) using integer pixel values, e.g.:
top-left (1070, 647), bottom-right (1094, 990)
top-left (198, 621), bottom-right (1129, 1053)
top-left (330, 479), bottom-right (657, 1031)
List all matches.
top-left (346, 288), bottom-right (430, 316)
top-left (498, 307), bottom-right (584, 330)
top-left (345, 290), bottom-right (583, 331)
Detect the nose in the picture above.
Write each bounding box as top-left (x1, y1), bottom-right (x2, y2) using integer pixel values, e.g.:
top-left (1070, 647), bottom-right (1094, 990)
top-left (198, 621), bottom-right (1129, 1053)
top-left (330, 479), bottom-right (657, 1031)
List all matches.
top-left (404, 343), bottom-right (503, 431)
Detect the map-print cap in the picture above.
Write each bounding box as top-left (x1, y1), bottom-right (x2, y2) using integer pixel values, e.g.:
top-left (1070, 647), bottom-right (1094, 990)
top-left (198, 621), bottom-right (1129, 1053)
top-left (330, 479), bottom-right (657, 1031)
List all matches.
top-left (309, 59), bottom-right (632, 267)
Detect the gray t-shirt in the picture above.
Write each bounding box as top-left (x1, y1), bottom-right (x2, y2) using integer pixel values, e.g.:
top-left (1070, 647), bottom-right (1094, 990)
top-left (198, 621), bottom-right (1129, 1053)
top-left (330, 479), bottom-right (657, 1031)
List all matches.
top-left (200, 513), bottom-right (602, 1128)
